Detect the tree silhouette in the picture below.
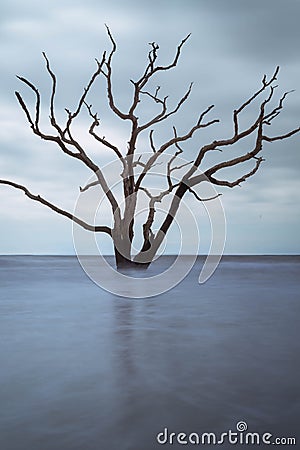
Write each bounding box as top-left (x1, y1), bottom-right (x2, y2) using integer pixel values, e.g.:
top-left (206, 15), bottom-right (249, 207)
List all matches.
top-left (1, 27), bottom-right (299, 267)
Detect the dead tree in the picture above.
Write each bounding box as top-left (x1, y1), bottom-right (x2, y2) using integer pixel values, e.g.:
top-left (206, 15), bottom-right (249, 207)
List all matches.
top-left (1, 27), bottom-right (299, 268)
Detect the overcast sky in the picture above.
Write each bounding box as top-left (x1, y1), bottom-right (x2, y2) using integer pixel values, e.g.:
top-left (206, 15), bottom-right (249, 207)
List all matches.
top-left (0, 0), bottom-right (299, 255)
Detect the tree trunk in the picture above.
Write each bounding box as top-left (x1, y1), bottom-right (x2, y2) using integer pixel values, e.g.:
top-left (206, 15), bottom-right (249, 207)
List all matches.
top-left (114, 245), bottom-right (150, 269)
top-left (113, 196), bottom-right (152, 269)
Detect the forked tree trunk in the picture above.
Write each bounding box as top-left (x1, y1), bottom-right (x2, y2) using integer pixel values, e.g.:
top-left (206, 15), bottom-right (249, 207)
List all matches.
top-left (113, 198), bottom-right (151, 269)
top-left (114, 246), bottom-right (134, 268)
top-left (114, 245), bottom-right (150, 269)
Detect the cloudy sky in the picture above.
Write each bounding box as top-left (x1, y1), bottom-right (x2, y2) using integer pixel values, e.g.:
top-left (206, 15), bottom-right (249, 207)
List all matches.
top-left (0, 0), bottom-right (299, 255)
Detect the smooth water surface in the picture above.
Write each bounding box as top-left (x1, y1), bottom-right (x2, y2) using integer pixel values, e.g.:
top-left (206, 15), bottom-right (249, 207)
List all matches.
top-left (0, 256), bottom-right (299, 449)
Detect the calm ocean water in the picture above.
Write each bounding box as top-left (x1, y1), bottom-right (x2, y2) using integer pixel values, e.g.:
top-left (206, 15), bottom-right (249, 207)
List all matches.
top-left (0, 256), bottom-right (299, 449)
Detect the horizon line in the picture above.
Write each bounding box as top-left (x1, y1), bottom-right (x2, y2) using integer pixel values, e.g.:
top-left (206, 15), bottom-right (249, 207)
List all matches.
top-left (0, 253), bottom-right (299, 257)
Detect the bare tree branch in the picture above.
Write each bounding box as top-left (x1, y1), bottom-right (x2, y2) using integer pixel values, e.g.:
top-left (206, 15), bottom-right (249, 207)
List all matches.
top-left (139, 89), bottom-right (168, 130)
top-left (263, 126), bottom-right (300, 142)
top-left (15, 91), bottom-right (35, 128)
top-left (208, 157), bottom-right (265, 188)
top-left (42, 51), bottom-right (106, 157)
top-left (139, 181), bottom-right (179, 251)
top-left (15, 58), bottom-right (120, 216)
top-left (15, 76), bottom-right (40, 129)
top-left (187, 187), bottom-right (222, 202)
top-left (149, 129), bottom-right (156, 153)
top-left (0, 179), bottom-right (112, 235)
top-left (138, 82), bottom-right (193, 132)
top-left (16, 88), bottom-right (119, 211)
top-left (233, 66), bottom-right (280, 135)
top-left (126, 34), bottom-right (191, 132)
top-left (135, 104), bottom-right (219, 191)
top-left (104, 25), bottom-right (132, 121)
top-left (14, 91), bottom-right (81, 158)
top-left (132, 155), bottom-right (146, 169)
top-left (42, 52), bottom-right (57, 124)
top-left (67, 53), bottom-right (106, 122)
top-left (85, 101), bottom-right (124, 161)
top-left (204, 116), bottom-right (264, 181)
top-left (136, 34), bottom-right (191, 88)
top-left (184, 71), bottom-right (292, 186)
top-left (79, 180), bottom-right (100, 192)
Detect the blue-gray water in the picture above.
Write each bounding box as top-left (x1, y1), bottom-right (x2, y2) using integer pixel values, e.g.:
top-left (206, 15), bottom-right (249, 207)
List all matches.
top-left (0, 256), bottom-right (299, 449)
